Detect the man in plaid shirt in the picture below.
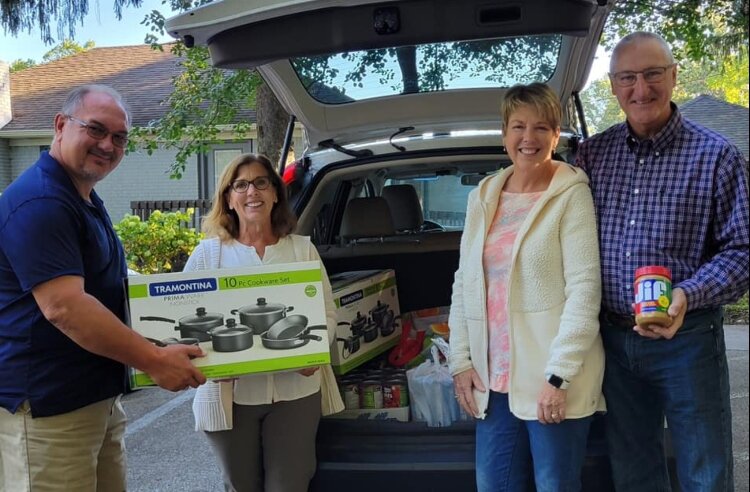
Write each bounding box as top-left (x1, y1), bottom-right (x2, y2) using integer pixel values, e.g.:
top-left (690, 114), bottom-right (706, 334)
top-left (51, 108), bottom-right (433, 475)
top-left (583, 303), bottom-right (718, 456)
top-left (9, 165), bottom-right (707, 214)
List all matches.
top-left (576, 32), bottom-right (749, 492)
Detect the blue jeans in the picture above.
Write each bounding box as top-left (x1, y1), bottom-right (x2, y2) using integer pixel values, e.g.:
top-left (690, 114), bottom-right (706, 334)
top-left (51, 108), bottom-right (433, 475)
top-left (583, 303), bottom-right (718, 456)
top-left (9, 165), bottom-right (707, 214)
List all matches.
top-left (601, 308), bottom-right (733, 492)
top-left (475, 391), bottom-right (593, 492)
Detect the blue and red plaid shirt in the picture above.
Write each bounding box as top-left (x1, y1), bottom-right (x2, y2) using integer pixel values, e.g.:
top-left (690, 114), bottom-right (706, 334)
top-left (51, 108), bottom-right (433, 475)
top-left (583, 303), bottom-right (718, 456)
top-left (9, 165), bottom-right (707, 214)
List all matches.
top-left (576, 104), bottom-right (749, 315)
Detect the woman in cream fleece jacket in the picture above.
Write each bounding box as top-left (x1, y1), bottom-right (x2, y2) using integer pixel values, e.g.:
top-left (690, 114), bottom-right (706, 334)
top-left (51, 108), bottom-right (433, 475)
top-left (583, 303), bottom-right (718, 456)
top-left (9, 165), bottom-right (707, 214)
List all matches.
top-left (449, 83), bottom-right (605, 492)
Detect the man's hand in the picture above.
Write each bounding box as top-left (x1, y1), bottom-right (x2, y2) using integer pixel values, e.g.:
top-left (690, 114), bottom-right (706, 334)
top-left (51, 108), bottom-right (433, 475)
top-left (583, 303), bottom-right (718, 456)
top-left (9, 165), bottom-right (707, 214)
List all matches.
top-left (452, 368), bottom-right (486, 417)
top-left (634, 287), bottom-right (688, 340)
top-left (145, 344), bottom-right (207, 391)
top-left (33, 275), bottom-right (207, 391)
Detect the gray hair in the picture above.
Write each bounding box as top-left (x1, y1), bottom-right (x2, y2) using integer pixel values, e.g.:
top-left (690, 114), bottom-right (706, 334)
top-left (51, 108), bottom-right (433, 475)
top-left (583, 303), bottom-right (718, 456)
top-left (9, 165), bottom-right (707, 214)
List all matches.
top-left (609, 32), bottom-right (675, 73)
top-left (61, 85), bottom-right (131, 126)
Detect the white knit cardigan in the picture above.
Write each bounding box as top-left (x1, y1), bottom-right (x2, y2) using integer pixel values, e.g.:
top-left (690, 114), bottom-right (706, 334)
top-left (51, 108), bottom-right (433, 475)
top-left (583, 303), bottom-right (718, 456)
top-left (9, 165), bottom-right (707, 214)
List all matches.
top-left (448, 163), bottom-right (606, 420)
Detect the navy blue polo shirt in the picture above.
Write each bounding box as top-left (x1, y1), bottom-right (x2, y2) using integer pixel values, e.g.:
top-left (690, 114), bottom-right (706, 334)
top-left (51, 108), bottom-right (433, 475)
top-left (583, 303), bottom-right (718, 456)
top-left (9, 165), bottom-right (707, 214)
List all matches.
top-left (0, 152), bottom-right (128, 417)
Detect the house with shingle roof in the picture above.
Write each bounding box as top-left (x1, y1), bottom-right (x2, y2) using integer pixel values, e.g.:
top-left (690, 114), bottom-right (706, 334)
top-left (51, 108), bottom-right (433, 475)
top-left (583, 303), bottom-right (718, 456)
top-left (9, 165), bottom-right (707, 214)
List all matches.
top-left (0, 45), bottom-right (302, 221)
top-left (679, 94), bottom-right (749, 164)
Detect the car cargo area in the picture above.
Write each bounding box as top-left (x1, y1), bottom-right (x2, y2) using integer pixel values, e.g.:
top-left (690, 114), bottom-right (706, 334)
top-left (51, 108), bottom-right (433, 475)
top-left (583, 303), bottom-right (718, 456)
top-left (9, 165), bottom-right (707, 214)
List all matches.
top-left (295, 152), bottom-right (617, 491)
top-left (311, 416), bottom-right (614, 492)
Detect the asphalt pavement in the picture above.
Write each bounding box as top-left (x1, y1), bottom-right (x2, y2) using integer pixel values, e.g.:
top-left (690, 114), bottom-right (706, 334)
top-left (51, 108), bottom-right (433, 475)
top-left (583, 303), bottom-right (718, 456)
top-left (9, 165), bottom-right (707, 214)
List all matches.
top-left (123, 325), bottom-right (749, 491)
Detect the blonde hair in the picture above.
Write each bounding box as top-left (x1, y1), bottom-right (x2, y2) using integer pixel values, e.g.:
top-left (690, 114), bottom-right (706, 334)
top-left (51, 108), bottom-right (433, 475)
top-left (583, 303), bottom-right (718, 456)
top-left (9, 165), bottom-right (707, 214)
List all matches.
top-left (501, 83), bottom-right (561, 130)
top-left (202, 153), bottom-right (296, 241)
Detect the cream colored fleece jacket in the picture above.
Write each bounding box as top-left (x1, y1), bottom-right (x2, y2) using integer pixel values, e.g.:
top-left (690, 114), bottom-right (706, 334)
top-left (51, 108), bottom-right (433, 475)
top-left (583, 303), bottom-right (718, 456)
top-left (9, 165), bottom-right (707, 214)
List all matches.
top-left (448, 163), bottom-right (606, 420)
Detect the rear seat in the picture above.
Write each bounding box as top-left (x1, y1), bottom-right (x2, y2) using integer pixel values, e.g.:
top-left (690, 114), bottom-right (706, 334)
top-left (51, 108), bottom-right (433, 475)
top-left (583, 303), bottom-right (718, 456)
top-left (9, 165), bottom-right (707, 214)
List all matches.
top-left (381, 184), bottom-right (423, 233)
top-left (319, 195), bottom-right (462, 311)
top-left (323, 195), bottom-right (461, 255)
top-left (340, 197), bottom-right (395, 243)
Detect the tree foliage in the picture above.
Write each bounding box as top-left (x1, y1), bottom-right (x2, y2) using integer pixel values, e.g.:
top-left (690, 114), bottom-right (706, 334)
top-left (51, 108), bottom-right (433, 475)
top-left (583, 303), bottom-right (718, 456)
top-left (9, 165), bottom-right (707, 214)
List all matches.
top-left (604, 0), bottom-right (748, 63)
top-left (673, 51), bottom-right (749, 107)
top-left (42, 38), bottom-right (95, 62)
top-left (127, 0), bottom-right (289, 178)
top-left (580, 77), bottom-right (625, 134)
top-left (1, 0), bottom-right (142, 44)
top-left (8, 39), bottom-right (94, 71)
top-left (9, 58), bottom-right (35, 71)
top-left (126, 42), bottom-right (260, 179)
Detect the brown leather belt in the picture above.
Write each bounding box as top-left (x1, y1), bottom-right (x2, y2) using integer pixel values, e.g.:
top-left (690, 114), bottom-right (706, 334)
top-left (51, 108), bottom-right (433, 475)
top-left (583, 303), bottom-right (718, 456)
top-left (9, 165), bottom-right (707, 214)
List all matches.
top-left (600, 309), bottom-right (636, 328)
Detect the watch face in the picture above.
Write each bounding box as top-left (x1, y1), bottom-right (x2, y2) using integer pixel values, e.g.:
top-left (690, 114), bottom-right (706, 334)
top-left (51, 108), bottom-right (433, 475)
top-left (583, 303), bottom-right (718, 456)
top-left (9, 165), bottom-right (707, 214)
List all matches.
top-left (548, 374), bottom-right (564, 388)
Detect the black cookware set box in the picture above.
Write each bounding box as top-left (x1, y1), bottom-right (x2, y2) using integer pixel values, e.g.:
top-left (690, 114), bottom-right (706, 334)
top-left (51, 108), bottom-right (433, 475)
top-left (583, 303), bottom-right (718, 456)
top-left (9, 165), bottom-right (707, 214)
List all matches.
top-left (329, 270), bottom-right (401, 375)
top-left (126, 261), bottom-right (330, 388)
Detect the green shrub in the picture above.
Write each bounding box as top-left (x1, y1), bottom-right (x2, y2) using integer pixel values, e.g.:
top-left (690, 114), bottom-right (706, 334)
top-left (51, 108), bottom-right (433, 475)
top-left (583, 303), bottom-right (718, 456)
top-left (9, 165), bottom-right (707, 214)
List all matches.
top-left (114, 209), bottom-right (203, 274)
top-left (725, 291), bottom-right (749, 324)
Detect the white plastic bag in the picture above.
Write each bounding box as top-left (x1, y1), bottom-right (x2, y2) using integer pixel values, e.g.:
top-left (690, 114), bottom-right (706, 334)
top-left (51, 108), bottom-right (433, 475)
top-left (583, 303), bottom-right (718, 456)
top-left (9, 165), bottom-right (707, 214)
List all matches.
top-left (407, 342), bottom-right (466, 427)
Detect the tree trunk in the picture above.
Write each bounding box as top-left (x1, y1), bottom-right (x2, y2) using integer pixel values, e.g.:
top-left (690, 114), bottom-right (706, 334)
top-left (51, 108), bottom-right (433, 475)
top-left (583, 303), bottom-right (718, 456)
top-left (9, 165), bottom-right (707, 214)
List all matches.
top-left (397, 46), bottom-right (419, 94)
top-left (255, 78), bottom-right (289, 168)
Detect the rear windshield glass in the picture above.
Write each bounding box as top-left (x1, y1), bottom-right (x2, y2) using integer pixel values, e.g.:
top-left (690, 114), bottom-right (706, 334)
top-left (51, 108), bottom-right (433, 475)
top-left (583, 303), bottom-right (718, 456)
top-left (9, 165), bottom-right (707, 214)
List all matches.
top-left (385, 176), bottom-right (474, 231)
top-left (290, 35), bottom-right (562, 104)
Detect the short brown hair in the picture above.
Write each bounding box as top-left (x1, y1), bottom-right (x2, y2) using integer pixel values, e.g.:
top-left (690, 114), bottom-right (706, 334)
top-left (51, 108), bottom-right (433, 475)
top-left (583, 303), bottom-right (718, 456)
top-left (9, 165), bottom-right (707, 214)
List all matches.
top-left (202, 153), bottom-right (297, 241)
top-left (501, 83), bottom-right (561, 131)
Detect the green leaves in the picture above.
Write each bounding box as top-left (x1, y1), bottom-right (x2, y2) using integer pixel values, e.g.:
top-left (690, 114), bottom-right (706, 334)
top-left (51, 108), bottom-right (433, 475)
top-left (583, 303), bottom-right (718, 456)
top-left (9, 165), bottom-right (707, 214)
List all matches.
top-left (604, 0), bottom-right (748, 64)
top-left (114, 209), bottom-right (203, 274)
top-left (126, 43), bottom-right (261, 179)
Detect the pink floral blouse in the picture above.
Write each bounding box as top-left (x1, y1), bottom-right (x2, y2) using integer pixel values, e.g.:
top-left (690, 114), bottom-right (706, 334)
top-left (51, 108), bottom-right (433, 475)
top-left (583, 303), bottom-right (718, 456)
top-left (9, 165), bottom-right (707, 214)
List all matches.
top-left (483, 191), bottom-right (543, 393)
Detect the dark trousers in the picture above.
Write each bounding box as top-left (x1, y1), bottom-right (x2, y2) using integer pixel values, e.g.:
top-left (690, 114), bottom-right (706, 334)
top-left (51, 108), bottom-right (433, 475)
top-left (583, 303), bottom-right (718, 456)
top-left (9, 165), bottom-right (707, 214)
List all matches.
top-left (205, 391), bottom-right (321, 492)
top-left (601, 308), bottom-right (733, 492)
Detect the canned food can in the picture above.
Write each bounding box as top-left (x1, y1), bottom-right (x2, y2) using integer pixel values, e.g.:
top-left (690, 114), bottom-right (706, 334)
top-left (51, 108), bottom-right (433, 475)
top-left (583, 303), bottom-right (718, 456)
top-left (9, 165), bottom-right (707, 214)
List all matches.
top-left (340, 381), bottom-right (360, 410)
top-left (360, 380), bottom-right (383, 409)
top-left (383, 378), bottom-right (409, 407)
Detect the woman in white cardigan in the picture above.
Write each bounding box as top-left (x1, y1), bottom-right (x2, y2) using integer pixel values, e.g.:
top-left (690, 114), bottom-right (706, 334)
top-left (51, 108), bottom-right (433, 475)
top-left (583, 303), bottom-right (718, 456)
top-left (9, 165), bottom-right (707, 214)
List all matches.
top-left (184, 153), bottom-right (338, 492)
top-left (449, 83), bottom-right (605, 492)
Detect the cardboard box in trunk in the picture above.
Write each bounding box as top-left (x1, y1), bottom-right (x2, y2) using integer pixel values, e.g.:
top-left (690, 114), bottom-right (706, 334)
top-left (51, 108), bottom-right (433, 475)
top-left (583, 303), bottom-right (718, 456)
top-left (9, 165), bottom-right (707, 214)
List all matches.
top-left (330, 270), bottom-right (400, 375)
top-left (127, 260), bottom-right (330, 388)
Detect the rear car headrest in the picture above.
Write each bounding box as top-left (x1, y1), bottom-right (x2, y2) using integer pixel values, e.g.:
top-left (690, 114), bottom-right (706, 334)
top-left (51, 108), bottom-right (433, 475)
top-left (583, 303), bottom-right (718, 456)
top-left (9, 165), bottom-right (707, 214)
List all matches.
top-left (382, 184), bottom-right (424, 232)
top-left (340, 197), bottom-right (395, 240)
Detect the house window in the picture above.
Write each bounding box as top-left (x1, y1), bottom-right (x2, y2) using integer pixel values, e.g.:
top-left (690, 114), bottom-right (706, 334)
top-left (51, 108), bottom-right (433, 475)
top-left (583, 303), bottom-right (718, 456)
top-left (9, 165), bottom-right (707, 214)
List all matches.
top-left (201, 142), bottom-right (253, 199)
top-left (214, 149), bottom-right (243, 183)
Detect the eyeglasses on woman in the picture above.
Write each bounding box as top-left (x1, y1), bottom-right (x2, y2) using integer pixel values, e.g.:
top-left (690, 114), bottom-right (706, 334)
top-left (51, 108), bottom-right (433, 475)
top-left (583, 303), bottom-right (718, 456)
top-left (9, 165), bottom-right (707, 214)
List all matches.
top-left (230, 176), bottom-right (272, 193)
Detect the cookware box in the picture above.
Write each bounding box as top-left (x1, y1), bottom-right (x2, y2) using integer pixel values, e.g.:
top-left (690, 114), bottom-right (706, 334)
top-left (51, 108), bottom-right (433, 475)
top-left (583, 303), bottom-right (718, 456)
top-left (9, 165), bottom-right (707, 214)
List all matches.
top-left (329, 270), bottom-right (401, 375)
top-left (126, 260), bottom-right (330, 388)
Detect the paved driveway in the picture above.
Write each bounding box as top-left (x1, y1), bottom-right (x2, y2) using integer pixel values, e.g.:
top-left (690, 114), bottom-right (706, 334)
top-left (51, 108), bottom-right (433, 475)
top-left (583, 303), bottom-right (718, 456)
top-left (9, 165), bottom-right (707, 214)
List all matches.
top-left (123, 325), bottom-right (749, 491)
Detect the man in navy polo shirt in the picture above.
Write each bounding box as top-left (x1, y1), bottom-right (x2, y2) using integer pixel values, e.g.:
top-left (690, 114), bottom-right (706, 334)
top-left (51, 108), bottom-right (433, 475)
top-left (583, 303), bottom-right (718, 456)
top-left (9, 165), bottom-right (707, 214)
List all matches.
top-left (576, 33), bottom-right (749, 491)
top-left (0, 85), bottom-right (206, 491)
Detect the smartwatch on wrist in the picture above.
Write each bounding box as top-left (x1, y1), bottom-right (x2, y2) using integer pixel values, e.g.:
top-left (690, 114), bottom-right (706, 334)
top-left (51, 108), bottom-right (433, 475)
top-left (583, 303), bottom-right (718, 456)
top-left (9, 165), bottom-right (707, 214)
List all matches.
top-left (546, 373), bottom-right (570, 390)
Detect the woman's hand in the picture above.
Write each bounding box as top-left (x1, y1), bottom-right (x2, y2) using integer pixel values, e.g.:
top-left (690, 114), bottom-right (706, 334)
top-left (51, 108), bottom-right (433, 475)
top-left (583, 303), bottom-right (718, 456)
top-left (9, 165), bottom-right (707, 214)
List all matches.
top-left (297, 366), bottom-right (320, 377)
top-left (537, 382), bottom-right (567, 424)
top-left (453, 368), bottom-right (486, 417)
